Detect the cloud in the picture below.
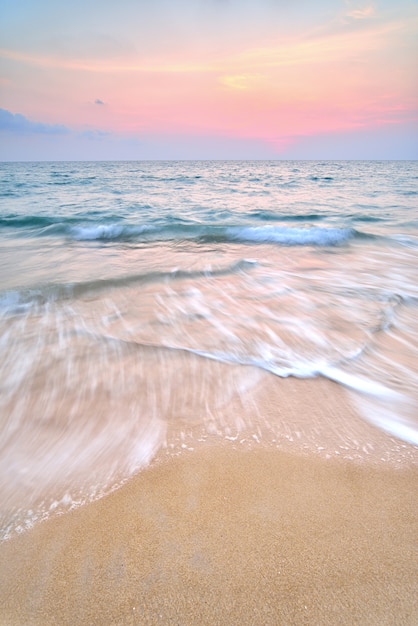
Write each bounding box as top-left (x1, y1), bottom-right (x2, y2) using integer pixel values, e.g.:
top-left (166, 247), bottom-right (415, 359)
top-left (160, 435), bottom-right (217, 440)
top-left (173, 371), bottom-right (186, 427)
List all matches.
top-left (0, 108), bottom-right (69, 134)
top-left (0, 108), bottom-right (115, 145)
top-left (345, 1), bottom-right (376, 21)
top-left (79, 129), bottom-right (111, 140)
top-left (94, 99), bottom-right (105, 105)
top-left (219, 75), bottom-right (250, 90)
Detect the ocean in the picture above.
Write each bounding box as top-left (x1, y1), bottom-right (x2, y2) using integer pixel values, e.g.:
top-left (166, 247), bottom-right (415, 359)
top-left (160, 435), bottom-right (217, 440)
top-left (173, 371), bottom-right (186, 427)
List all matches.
top-left (1, 159), bottom-right (417, 540)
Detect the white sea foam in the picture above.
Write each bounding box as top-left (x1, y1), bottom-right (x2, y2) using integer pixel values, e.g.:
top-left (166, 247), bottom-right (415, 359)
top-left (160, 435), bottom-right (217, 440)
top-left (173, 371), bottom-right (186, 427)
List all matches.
top-left (71, 223), bottom-right (155, 240)
top-left (227, 225), bottom-right (354, 246)
top-left (69, 222), bottom-right (355, 247)
top-left (319, 366), bottom-right (404, 400)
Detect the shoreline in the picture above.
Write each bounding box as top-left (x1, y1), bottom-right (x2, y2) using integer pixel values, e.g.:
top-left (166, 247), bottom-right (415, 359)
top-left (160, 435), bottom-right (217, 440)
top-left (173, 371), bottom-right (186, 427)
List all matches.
top-left (3, 371), bottom-right (416, 545)
top-left (1, 440), bottom-right (417, 625)
top-left (1, 374), bottom-right (417, 625)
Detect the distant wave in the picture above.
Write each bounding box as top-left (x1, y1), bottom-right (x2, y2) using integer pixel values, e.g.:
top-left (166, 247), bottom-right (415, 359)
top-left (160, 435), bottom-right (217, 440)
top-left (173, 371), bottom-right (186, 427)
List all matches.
top-left (70, 223), bottom-right (156, 240)
top-left (0, 214), bottom-right (59, 229)
top-left (309, 176), bottom-right (334, 182)
top-left (70, 223), bottom-right (357, 246)
top-left (225, 225), bottom-right (354, 246)
top-left (0, 213), bottom-right (370, 247)
top-left (249, 210), bottom-right (324, 222)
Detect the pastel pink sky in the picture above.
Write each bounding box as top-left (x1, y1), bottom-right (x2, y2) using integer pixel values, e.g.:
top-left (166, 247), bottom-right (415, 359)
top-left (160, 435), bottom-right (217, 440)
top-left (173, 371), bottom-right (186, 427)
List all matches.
top-left (0, 0), bottom-right (417, 159)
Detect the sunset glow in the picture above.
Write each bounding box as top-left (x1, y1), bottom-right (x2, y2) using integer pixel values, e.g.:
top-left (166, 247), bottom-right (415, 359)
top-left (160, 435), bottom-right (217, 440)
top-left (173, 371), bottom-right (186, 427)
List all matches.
top-left (0, 0), bottom-right (417, 159)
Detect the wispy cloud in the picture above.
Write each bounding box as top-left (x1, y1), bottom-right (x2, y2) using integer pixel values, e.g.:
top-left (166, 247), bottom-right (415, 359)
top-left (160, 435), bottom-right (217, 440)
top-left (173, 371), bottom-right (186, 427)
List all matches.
top-left (345, 1), bottom-right (376, 21)
top-left (0, 47), bottom-right (221, 75)
top-left (219, 75), bottom-right (251, 90)
top-left (0, 108), bottom-right (115, 141)
top-left (2, 7), bottom-right (411, 79)
top-left (0, 108), bottom-right (69, 134)
top-left (80, 129), bottom-right (111, 140)
top-left (94, 99), bottom-right (105, 105)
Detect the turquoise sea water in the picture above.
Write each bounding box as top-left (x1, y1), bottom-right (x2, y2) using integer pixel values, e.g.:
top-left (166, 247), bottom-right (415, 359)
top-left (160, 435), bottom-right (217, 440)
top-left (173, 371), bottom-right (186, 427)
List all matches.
top-left (1, 160), bottom-right (417, 538)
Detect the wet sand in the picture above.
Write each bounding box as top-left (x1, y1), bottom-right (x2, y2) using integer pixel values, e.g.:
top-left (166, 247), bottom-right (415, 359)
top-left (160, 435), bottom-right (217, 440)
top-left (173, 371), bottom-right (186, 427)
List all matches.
top-left (1, 451), bottom-right (417, 624)
top-left (0, 377), bottom-right (417, 625)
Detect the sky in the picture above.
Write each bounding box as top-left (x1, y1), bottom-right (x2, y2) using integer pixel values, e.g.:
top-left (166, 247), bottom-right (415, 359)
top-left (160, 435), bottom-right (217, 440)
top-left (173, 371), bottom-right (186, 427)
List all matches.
top-left (0, 0), bottom-right (417, 160)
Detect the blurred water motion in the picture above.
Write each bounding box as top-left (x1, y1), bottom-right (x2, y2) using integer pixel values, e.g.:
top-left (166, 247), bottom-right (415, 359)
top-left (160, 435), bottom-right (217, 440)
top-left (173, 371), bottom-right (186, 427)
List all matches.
top-left (1, 160), bottom-right (417, 538)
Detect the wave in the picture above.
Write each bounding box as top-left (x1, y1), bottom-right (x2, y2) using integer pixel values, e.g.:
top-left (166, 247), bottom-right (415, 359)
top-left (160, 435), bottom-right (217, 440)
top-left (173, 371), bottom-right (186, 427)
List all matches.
top-left (224, 225), bottom-right (354, 246)
top-left (249, 210), bottom-right (324, 222)
top-left (388, 234), bottom-right (418, 249)
top-left (0, 259), bottom-right (258, 313)
top-left (106, 330), bottom-right (418, 447)
top-left (0, 214), bottom-right (59, 229)
top-left (1, 212), bottom-right (378, 247)
top-left (69, 223), bottom-right (357, 246)
top-left (70, 223), bottom-right (157, 240)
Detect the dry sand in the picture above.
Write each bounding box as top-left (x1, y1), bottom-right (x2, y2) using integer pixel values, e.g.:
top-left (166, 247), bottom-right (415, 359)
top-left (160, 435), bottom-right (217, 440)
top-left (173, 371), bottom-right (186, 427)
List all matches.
top-left (0, 377), bottom-right (417, 625)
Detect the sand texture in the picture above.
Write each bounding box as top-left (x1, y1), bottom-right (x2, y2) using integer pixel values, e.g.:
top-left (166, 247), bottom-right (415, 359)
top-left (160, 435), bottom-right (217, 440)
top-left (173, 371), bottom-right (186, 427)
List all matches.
top-left (0, 442), bottom-right (417, 626)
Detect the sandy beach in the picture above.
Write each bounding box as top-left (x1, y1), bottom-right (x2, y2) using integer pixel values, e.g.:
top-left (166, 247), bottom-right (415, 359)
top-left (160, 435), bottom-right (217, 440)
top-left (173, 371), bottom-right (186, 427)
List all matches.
top-left (1, 376), bottom-right (417, 626)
